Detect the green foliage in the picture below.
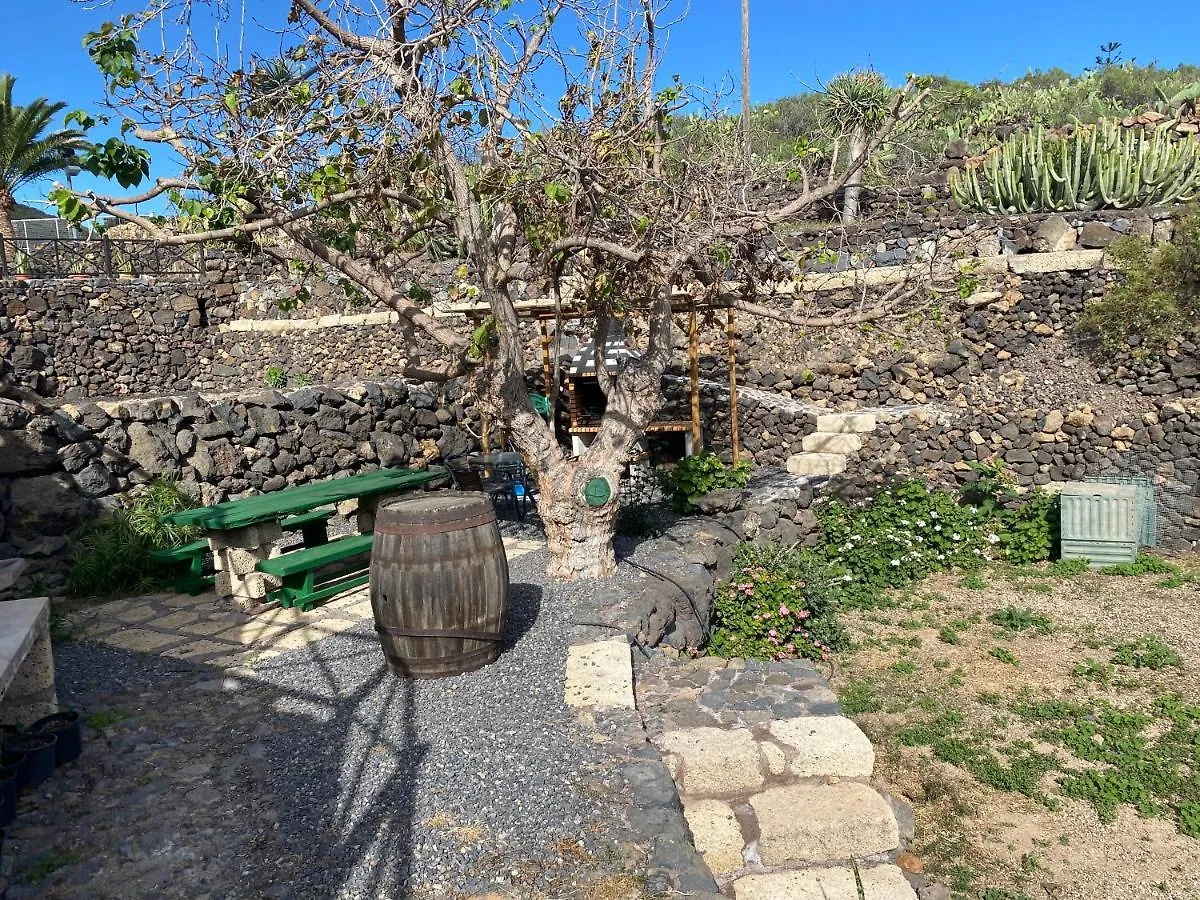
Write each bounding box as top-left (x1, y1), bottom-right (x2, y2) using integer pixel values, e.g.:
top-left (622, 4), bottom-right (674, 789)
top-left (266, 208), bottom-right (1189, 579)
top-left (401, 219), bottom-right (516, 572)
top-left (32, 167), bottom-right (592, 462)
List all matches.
top-left (84, 709), bottom-right (130, 730)
top-left (990, 647), bottom-right (1020, 666)
top-left (264, 365), bottom-right (287, 389)
top-left (614, 503), bottom-right (664, 538)
top-left (839, 679), bottom-right (881, 715)
top-left (814, 479), bottom-right (998, 609)
top-left (659, 452), bottom-right (750, 512)
top-left (708, 542), bottom-right (847, 662)
top-left (1072, 657), bottom-right (1114, 684)
top-left (989, 605), bottom-right (1053, 635)
top-left (467, 315), bottom-right (498, 362)
top-left (960, 462), bottom-right (1059, 564)
top-left (1011, 692), bottom-right (1200, 833)
top-left (950, 120), bottom-right (1200, 213)
top-left (66, 478), bottom-right (201, 597)
top-left (1079, 208), bottom-right (1200, 354)
top-left (84, 19), bottom-right (141, 88)
top-left (19, 849), bottom-right (80, 885)
top-left (1110, 636), bottom-right (1183, 670)
top-left (1051, 558), bottom-right (1090, 576)
top-left (0, 75), bottom-right (88, 217)
top-left (1101, 553), bottom-right (1179, 576)
top-left (960, 572), bottom-right (987, 590)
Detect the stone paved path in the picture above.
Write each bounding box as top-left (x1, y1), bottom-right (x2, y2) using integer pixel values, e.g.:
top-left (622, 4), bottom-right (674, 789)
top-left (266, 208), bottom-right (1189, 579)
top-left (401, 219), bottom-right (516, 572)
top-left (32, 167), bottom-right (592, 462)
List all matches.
top-left (64, 536), bottom-right (545, 669)
top-left (635, 653), bottom-right (919, 899)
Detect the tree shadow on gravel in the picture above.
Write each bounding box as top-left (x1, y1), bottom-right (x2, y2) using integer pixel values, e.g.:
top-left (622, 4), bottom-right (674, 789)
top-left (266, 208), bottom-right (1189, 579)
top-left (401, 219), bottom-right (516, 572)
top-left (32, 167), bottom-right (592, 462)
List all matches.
top-left (41, 581), bottom-right (546, 898)
top-left (242, 580), bottom-right (545, 897)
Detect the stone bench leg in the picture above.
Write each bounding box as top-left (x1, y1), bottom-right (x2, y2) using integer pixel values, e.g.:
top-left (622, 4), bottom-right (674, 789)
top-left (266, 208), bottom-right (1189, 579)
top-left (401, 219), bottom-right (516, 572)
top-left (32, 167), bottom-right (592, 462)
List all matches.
top-left (1, 627), bottom-right (57, 726)
top-left (209, 523), bottom-right (284, 611)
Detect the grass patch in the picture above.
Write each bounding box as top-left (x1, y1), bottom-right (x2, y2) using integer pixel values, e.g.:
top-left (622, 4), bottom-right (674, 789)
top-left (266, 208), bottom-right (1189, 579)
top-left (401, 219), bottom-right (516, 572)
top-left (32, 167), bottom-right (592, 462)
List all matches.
top-left (1050, 558), bottom-right (1090, 576)
top-left (839, 679), bottom-right (881, 715)
top-left (890, 659), bottom-right (918, 675)
top-left (989, 605), bottom-right (1053, 635)
top-left (960, 573), bottom-right (988, 590)
top-left (1071, 657), bottom-right (1113, 685)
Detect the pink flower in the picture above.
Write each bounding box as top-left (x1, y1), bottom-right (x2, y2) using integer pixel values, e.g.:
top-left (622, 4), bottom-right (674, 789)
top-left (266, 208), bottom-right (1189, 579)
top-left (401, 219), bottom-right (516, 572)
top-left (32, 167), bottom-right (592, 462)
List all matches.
top-left (779, 605), bottom-right (790, 616)
top-left (768, 629), bottom-right (777, 637)
top-left (797, 609), bottom-right (810, 620)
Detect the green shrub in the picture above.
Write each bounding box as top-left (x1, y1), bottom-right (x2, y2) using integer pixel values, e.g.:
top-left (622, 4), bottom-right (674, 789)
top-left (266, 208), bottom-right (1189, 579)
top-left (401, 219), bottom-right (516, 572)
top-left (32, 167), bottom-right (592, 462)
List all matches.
top-left (814, 478), bottom-right (998, 608)
top-left (1078, 207), bottom-right (1200, 356)
top-left (66, 478), bottom-right (201, 597)
top-left (614, 502), bottom-right (664, 538)
top-left (960, 461), bottom-right (1058, 564)
top-left (659, 451), bottom-right (750, 512)
top-left (708, 542), bottom-right (847, 662)
top-left (1110, 636), bottom-right (1183, 670)
top-left (1101, 554), bottom-right (1179, 576)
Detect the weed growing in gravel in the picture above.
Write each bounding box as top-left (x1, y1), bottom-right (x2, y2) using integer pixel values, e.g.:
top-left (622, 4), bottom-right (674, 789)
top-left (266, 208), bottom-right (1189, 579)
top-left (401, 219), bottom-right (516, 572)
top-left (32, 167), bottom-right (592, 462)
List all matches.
top-left (960, 573), bottom-right (987, 590)
top-left (990, 647), bottom-right (1019, 666)
top-left (1156, 572), bottom-right (1197, 588)
top-left (989, 606), bottom-right (1053, 635)
top-left (838, 679), bottom-right (882, 715)
top-left (1009, 692), bottom-right (1200, 835)
top-left (1101, 554), bottom-right (1178, 576)
top-left (20, 849), bottom-right (80, 884)
top-left (938, 625), bottom-right (963, 645)
top-left (1051, 558), bottom-right (1089, 576)
top-left (1110, 635), bottom-right (1183, 670)
top-left (890, 659), bottom-right (918, 675)
top-left (85, 709), bottom-right (131, 730)
top-left (1071, 658), bottom-right (1114, 684)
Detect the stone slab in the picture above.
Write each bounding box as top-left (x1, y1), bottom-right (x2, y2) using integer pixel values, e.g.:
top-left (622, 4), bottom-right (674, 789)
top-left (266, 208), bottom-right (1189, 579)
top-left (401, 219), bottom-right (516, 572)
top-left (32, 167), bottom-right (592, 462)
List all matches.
top-left (564, 640), bottom-right (634, 710)
top-left (786, 452), bottom-right (847, 477)
top-left (748, 782), bottom-right (899, 865)
top-left (732, 865), bottom-right (918, 899)
top-left (101, 627), bottom-right (183, 654)
top-left (682, 798), bottom-right (744, 877)
top-left (815, 413), bottom-right (877, 434)
top-left (801, 432), bottom-right (863, 454)
top-left (656, 726), bottom-right (764, 797)
top-left (0, 597), bottom-right (49, 699)
top-left (768, 716), bottom-right (875, 777)
top-left (1007, 249), bottom-right (1104, 274)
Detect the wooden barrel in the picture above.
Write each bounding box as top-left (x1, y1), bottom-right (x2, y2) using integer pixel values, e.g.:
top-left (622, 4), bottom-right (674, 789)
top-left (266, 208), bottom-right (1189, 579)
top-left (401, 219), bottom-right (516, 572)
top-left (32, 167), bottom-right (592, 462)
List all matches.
top-left (369, 492), bottom-right (509, 678)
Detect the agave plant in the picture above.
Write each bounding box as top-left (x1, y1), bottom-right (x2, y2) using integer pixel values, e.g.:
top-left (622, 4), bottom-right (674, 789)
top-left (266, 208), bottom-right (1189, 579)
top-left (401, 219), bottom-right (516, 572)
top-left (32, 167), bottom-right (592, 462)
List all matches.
top-left (950, 119), bottom-right (1200, 212)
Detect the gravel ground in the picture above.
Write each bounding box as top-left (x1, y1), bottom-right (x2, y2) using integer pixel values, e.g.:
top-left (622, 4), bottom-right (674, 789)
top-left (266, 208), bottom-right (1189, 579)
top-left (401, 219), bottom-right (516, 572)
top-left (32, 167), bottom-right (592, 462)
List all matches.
top-left (244, 546), bottom-right (642, 898)
top-left (7, 546), bottom-right (655, 899)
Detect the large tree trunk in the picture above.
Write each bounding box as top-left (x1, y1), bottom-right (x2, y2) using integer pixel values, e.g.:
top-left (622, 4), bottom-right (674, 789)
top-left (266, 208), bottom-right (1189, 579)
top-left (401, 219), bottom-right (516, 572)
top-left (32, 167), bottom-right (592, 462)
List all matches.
top-left (841, 129), bottom-right (867, 223)
top-left (537, 457), bottom-right (623, 580)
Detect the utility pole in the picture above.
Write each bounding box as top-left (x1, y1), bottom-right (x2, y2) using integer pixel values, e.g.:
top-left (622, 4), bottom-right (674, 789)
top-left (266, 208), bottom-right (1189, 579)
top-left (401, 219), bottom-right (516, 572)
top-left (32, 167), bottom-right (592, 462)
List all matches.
top-left (740, 0), bottom-right (751, 166)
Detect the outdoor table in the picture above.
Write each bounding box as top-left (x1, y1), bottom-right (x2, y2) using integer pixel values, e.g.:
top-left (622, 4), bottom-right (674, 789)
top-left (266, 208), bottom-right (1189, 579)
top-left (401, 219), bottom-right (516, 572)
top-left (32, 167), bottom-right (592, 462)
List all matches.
top-left (164, 467), bottom-right (446, 607)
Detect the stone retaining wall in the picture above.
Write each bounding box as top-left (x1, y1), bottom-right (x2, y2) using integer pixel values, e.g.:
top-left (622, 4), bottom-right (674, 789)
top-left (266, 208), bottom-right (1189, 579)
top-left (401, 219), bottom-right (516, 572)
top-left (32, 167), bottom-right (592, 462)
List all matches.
top-left (0, 378), bottom-right (477, 598)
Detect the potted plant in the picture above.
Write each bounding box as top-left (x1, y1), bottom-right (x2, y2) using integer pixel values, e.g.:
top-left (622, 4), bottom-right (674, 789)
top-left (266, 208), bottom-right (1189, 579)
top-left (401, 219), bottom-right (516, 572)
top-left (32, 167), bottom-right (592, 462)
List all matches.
top-left (6, 248), bottom-right (32, 281)
top-left (29, 711), bottom-right (81, 766)
top-left (2, 733), bottom-right (55, 787)
top-left (68, 251), bottom-right (95, 280)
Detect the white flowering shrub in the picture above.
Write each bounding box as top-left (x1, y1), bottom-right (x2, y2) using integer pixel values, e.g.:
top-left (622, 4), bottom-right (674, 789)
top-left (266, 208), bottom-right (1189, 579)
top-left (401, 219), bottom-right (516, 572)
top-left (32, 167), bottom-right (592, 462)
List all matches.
top-left (816, 479), bottom-right (1000, 608)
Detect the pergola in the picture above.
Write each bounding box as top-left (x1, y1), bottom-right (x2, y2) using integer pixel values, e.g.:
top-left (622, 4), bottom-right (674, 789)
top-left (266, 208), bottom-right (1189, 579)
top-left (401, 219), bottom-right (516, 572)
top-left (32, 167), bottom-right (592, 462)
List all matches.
top-left (440, 297), bottom-right (742, 461)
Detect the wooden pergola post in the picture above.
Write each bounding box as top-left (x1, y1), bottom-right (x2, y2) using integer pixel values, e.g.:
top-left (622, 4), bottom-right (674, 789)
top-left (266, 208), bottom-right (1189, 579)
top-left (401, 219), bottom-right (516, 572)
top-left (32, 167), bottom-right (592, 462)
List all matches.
top-left (727, 306), bottom-right (740, 462)
top-left (689, 302), bottom-right (701, 454)
top-left (539, 319), bottom-right (552, 396)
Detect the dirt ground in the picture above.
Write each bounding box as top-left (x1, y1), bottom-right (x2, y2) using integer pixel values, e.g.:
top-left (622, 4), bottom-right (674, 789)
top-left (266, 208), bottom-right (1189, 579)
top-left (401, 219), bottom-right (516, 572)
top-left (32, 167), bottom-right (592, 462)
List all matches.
top-left (829, 561), bottom-right (1200, 900)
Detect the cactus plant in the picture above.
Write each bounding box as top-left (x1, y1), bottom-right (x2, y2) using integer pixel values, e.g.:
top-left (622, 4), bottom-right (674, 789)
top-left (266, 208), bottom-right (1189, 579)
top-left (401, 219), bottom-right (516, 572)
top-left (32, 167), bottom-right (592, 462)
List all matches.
top-left (950, 120), bottom-right (1200, 212)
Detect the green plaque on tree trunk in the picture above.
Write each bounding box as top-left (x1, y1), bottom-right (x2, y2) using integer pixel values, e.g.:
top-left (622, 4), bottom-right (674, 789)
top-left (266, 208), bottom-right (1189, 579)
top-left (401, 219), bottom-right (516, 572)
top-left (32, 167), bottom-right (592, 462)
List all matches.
top-left (583, 477), bottom-right (612, 507)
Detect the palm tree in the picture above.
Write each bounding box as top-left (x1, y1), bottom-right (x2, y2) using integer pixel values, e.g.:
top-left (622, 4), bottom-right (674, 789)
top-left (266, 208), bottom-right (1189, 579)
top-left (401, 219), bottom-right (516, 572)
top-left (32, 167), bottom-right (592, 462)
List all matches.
top-left (0, 75), bottom-right (88, 243)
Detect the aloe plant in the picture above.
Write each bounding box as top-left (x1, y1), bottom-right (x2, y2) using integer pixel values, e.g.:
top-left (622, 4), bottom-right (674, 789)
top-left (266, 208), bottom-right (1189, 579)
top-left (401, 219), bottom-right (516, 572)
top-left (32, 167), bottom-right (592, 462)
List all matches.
top-left (950, 119), bottom-right (1200, 212)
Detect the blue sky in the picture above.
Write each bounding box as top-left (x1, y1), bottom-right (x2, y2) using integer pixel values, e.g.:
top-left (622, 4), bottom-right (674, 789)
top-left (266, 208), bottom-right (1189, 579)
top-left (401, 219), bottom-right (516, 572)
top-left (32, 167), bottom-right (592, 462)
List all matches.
top-left (2, 0), bottom-right (1197, 208)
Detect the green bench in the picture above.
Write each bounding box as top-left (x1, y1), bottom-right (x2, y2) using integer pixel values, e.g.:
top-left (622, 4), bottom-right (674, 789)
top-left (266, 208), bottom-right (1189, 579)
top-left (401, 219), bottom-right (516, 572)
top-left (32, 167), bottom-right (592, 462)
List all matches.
top-left (280, 507), bottom-right (334, 548)
top-left (148, 539), bottom-right (214, 595)
top-left (255, 533), bottom-right (375, 612)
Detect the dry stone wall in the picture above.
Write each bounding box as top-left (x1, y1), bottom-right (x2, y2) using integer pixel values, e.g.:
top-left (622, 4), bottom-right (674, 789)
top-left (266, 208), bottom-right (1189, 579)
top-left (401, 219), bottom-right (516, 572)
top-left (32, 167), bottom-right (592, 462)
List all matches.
top-left (0, 378), bottom-right (477, 598)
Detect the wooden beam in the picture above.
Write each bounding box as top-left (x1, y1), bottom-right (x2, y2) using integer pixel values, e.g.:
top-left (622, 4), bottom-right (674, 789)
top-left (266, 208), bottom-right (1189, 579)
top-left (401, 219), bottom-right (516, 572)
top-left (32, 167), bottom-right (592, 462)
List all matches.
top-left (539, 320), bottom-right (552, 397)
top-left (727, 306), bottom-right (740, 462)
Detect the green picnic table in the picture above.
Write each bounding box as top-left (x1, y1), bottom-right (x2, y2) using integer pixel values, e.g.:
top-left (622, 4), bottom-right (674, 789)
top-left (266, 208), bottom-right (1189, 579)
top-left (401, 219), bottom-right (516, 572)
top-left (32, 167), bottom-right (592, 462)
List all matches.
top-left (162, 467), bottom-right (447, 609)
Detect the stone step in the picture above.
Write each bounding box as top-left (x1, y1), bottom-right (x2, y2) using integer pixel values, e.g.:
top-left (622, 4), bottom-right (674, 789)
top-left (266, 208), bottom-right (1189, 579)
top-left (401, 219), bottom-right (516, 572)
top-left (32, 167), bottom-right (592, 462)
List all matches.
top-left (801, 432), bottom-right (863, 454)
top-left (732, 865), bottom-right (917, 900)
top-left (815, 412), bottom-right (877, 434)
top-left (564, 639), bottom-right (634, 710)
top-left (785, 452), bottom-right (847, 477)
top-left (767, 716), bottom-right (875, 777)
top-left (656, 726), bottom-right (764, 797)
top-left (748, 782), bottom-right (900, 865)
